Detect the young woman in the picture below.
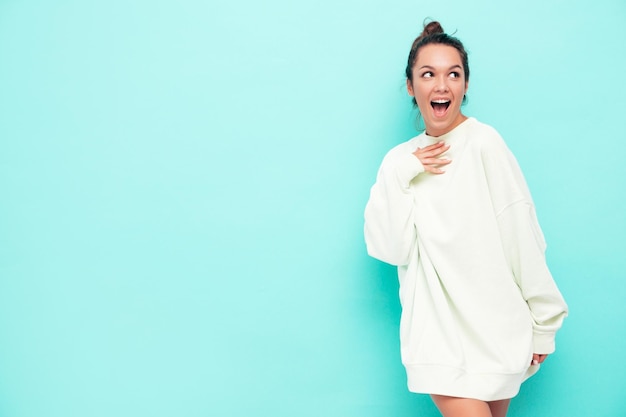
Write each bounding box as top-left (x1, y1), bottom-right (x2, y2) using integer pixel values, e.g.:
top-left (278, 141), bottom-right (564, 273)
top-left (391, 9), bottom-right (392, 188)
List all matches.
top-left (364, 21), bottom-right (568, 417)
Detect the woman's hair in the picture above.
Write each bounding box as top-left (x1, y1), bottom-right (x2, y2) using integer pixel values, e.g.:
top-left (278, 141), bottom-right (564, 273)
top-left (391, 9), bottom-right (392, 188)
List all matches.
top-left (405, 21), bottom-right (470, 105)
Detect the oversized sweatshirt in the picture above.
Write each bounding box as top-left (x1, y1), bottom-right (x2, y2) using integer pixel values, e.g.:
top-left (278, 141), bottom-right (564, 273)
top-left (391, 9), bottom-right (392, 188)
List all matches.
top-left (364, 117), bottom-right (568, 401)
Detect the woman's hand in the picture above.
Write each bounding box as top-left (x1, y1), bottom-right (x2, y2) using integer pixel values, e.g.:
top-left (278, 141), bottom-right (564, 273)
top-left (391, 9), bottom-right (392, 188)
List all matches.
top-left (531, 354), bottom-right (548, 366)
top-left (412, 141), bottom-right (451, 174)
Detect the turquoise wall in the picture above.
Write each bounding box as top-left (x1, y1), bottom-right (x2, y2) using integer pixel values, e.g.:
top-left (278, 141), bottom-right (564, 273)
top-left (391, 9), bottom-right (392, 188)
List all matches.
top-left (1, 0), bottom-right (625, 415)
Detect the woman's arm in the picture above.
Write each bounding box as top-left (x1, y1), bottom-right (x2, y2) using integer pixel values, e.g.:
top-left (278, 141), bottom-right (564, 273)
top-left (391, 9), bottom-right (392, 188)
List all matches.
top-left (364, 142), bottom-right (450, 266)
top-left (497, 201), bottom-right (568, 354)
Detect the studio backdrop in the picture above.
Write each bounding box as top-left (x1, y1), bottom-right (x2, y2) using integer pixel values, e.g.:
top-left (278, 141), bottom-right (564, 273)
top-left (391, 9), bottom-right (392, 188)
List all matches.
top-left (0, 0), bottom-right (624, 416)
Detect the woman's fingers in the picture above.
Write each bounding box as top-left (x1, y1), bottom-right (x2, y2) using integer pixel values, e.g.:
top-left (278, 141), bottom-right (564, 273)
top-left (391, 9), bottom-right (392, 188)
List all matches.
top-left (415, 142), bottom-right (449, 158)
top-left (531, 354), bottom-right (548, 365)
top-left (422, 157), bottom-right (452, 166)
top-left (423, 159), bottom-right (451, 173)
top-left (413, 142), bottom-right (451, 174)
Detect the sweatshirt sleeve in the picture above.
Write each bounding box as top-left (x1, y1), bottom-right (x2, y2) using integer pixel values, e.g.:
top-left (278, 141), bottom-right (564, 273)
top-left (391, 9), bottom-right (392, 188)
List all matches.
top-left (364, 151), bottom-right (425, 266)
top-left (497, 201), bottom-right (568, 354)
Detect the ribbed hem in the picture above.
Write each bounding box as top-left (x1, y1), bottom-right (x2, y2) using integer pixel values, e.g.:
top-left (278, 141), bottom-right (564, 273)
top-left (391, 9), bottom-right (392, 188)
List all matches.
top-left (533, 331), bottom-right (556, 354)
top-left (405, 363), bottom-right (533, 401)
top-left (395, 153), bottom-right (424, 187)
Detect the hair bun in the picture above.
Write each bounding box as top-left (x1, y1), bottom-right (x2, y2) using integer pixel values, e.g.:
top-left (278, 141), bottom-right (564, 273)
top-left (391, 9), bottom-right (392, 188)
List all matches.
top-left (420, 21), bottom-right (444, 38)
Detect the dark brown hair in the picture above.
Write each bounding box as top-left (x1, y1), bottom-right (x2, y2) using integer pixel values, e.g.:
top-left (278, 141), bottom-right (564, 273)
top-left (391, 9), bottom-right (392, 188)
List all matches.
top-left (405, 21), bottom-right (470, 105)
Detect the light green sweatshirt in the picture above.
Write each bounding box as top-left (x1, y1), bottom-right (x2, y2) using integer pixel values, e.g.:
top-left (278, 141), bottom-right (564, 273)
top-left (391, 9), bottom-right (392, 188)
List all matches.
top-left (364, 117), bottom-right (568, 401)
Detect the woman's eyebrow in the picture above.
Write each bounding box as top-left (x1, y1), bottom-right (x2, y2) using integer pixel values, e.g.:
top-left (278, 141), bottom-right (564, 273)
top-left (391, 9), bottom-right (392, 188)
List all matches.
top-left (418, 64), bottom-right (463, 70)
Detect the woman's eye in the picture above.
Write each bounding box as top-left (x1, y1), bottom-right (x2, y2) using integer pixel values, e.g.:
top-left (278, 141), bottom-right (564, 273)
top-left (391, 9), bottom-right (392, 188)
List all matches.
top-left (450, 72), bottom-right (460, 78)
top-left (422, 71), bottom-right (433, 78)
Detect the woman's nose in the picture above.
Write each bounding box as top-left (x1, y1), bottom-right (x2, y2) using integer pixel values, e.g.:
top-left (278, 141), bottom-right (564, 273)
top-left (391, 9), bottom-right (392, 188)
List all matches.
top-left (434, 77), bottom-right (449, 92)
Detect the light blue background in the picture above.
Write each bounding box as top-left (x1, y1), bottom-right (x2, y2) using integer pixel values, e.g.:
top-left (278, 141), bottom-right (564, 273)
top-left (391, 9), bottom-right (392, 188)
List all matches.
top-left (1, 1), bottom-right (625, 416)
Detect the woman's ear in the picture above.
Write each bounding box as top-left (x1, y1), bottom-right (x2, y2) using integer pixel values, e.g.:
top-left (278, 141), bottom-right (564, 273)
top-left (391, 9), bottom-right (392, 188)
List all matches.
top-left (406, 78), bottom-right (414, 97)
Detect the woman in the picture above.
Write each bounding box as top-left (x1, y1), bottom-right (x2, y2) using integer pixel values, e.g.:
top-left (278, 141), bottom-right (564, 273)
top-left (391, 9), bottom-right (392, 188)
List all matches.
top-left (364, 21), bottom-right (568, 417)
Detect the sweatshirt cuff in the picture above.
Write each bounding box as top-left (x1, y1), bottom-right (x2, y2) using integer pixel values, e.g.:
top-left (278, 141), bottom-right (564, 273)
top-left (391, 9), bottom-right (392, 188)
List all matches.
top-left (533, 331), bottom-right (556, 354)
top-left (395, 153), bottom-right (425, 187)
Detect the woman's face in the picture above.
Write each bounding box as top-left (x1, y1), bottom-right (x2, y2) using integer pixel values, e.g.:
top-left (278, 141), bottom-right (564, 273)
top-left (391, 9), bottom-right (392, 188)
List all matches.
top-left (407, 44), bottom-right (469, 137)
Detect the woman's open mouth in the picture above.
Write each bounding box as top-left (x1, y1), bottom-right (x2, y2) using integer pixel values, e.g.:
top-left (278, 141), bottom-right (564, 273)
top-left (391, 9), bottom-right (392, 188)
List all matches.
top-left (431, 99), bottom-right (450, 117)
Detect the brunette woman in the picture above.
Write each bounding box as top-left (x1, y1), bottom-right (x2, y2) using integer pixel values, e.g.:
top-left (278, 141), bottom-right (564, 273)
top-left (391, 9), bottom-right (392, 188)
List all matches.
top-left (364, 21), bottom-right (568, 417)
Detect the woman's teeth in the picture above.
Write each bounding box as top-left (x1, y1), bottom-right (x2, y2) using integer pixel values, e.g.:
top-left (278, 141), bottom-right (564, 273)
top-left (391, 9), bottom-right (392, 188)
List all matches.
top-left (431, 100), bottom-right (450, 116)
